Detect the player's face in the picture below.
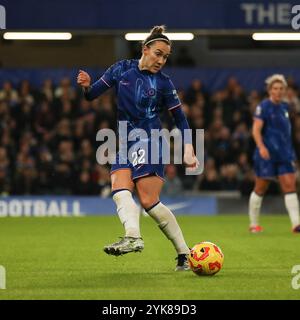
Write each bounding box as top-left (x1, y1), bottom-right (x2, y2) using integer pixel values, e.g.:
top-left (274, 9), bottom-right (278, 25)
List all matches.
top-left (142, 41), bottom-right (171, 73)
top-left (269, 81), bottom-right (286, 103)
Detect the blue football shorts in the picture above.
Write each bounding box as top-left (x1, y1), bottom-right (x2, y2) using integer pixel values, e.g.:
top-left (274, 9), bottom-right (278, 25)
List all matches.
top-left (254, 156), bottom-right (295, 178)
top-left (110, 140), bottom-right (165, 181)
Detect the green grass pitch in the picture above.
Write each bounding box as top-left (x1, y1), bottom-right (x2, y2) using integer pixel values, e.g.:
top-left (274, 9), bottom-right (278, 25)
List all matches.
top-left (0, 215), bottom-right (299, 300)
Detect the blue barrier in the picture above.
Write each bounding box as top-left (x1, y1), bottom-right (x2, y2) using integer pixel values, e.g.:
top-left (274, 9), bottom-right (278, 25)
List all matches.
top-left (1, 67), bottom-right (300, 93)
top-left (0, 196), bottom-right (217, 217)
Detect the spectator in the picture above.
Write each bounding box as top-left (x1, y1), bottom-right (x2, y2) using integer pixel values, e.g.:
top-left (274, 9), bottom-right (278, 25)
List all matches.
top-left (73, 170), bottom-right (101, 195)
top-left (161, 164), bottom-right (183, 196)
top-left (41, 79), bottom-right (54, 102)
top-left (220, 164), bottom-right (240, 190)
top-left (184, 79), bottom-right (205, 105)
top-left (54, 77), bottom-right (76, 100)
top-left (0, 81), bottom-right (19, 107)
top-left (19, 80), bottom-right (35, 107)
top-left (92, 165), bottom-right (111, 197)
top-left (198, 169), bottom-right (221, 191)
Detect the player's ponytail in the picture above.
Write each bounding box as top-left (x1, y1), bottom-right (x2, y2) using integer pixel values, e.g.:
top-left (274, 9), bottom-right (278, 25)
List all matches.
top-left (143, 25), bottom-right (171, 47)
top-left (149, 25), bottom-right (166, 35)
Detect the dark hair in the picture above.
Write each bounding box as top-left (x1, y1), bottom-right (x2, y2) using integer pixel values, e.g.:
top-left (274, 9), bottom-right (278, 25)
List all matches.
top-left (142, 25), bottom-right (171, 47)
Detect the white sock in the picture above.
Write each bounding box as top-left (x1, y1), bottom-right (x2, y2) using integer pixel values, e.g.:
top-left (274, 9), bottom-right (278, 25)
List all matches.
top-left (146, 202), bottom-right (189, 254)
top-left (112, 190), bottom-right (141, 238)
top-left (249, 191), bottom-right (263, 227)
top-left (284, 193), bottom-right (300, 228)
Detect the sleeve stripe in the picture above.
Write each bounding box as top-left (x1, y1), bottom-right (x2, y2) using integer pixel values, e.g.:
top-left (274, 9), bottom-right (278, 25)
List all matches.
top-left (101, 77), bottom-right (111, 88)
top-left (168, 103), bottom-right (181, 111)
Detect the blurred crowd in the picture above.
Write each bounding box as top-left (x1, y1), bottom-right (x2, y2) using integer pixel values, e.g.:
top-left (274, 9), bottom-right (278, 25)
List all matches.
top-left (0, 75), bottom-right (300, 197)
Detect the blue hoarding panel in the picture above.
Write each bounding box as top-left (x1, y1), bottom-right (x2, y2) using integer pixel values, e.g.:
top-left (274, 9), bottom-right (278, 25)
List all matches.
top-left (1, 67), bottom-right (300, 93)
top-left (0, 196), bottom-right (217, 217)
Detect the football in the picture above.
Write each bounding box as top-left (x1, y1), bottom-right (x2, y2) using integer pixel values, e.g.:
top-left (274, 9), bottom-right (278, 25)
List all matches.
top-left (188, 241), bottom-right (224, 276)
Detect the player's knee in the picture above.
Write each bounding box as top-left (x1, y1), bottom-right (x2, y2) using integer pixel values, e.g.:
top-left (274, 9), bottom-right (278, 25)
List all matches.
top-left (254, 180), bottom-right (269, 195)
top-left (281, 185), bottom-right (296, 193)
top-left (111, 179), bottom-right (133, 192)
top-left (111, 171), bottom-right (133, 191)
top-left (140, 196), bottom-right (159, 210)
top-left (254, 186), bottom-right (267, 196)
top-left (280, 180), bottom-right (295, 193)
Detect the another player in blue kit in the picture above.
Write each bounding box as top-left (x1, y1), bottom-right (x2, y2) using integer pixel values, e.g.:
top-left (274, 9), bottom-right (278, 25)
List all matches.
top-left (77, 26), bottom-right (198, 270)
top-left (249, 74), bottom-right (300, 233)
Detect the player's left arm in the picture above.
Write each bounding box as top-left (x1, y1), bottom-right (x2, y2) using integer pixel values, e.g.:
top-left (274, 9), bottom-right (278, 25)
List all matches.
top-left (170, 107), bottom-right (199, 169)
top-left (164, 79), bottom-right (199, 169)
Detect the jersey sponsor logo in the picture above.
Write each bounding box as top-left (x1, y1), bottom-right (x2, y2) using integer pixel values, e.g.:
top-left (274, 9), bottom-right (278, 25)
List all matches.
top-left (0, 265), bottom-right (5, 289)
top-left (120, 80), bottom-right (130, 86)
top-left (167, 201), bottom-right (190, 211)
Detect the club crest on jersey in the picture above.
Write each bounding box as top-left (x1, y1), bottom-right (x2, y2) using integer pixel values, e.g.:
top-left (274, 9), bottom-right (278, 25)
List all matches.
top-left (147, 88), bottom-right (156, 97)
top-left (285, 111), bottom-right (289, 118)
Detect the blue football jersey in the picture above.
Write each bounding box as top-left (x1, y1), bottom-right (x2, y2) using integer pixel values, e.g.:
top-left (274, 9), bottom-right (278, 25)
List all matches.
top-left (254, 99), bottom-right (295, 162)
top-left (87, 59), bottom-right (181, 135)
top-left (85, 59), bottom-right (192, 172)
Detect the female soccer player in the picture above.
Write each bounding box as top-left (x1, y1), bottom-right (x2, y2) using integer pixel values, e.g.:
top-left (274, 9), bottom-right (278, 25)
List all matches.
top-left (249, 74), bottom-right (300, 233)
top-left (77, 26), bottom-right (199, 270)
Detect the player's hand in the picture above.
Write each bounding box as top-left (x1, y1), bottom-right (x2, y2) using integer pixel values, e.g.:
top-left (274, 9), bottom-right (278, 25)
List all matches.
top-left (77, 70), bottom-right (91, 88)
top-left (259, 145), bottom-right (270, 160)
top-left (183, 144), bottom-right (199, 171)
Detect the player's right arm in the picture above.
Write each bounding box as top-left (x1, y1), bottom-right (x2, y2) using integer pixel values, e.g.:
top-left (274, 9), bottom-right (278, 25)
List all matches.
top-left (77, 61), bottom-right (123, 101)
top-left (252, 118), bottom-right (270, 160)
top-left (77, 69), bottom-right (111, 101)
top-left (77, 70), bottom-right (91, 88)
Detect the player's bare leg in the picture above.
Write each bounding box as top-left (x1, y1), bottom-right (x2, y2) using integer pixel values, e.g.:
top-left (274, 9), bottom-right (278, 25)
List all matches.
top-left (136, 175), bottom-right (190, 271)
top-left (248, 177), bottom-right (270, 233)
top-left (103, 169), bottom-right (144, 256)
top-left (278, 173), bottom-right (300, 232)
